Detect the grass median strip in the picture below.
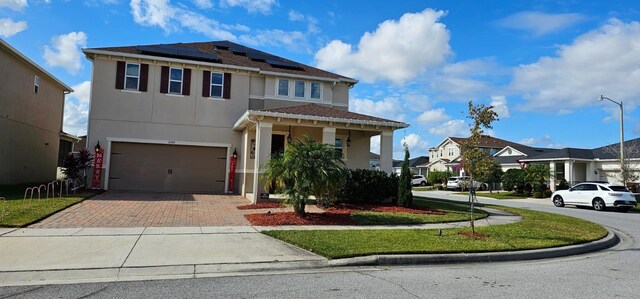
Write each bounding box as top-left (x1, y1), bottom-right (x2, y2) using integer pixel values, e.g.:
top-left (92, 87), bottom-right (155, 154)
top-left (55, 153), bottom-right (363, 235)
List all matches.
top-left (454, 192), bottom-right (531, 200)
top-left (262, 197), bottom-right (607, 259)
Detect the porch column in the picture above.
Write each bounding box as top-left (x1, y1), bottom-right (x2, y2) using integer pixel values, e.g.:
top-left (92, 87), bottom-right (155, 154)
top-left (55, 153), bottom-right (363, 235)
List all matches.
top-left (379, 131), bottom-right (393, 173)
top-left (240, 128), bottom-right (250, 197)
top-left (322, 127), bottom-right (336, 145)
top-left (252, 122), bottom-right (272, 204)
top-left (564, 160), bottom-right (572, 186)
top-left (549, 162), bottom-right (556, 192)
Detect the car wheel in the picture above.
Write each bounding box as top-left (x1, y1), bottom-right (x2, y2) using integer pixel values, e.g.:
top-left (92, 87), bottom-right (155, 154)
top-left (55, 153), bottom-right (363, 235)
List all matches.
top-left (420, 181), bottom-right (427, 186)
top-left (553, 195), bottom-right (564, 207)
top-left (618, 207), bottom-right (631, 213)
top-left (592, 198), bottom-right (606, 211)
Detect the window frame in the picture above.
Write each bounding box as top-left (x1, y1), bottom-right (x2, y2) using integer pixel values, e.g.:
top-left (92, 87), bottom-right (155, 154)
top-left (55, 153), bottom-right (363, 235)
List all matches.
top-left (439, 149), bottom-right (443, 157)
top-left (33, 75), bottom-right (40, 94)
top-left (448, 147), bottom-right (454, 157)
top-left (335, 137), bottom-right (348, 160)
top-left (277, 78), bottom-right (289, 97)
top-left (124, 63), bottom-right (140, 91)
top-left (210, 72), bottom-right (224, 98)
top-left (310, 81), bottom-right (321, 99)
top-left (294, 80), bottom-right (306, 98)
top-left (169, 67), bottom-right (183, 95)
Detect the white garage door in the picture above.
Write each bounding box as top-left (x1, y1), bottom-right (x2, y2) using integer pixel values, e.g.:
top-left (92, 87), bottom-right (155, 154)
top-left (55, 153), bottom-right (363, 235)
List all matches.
top-left (108, 142), bottom-right (227, 193)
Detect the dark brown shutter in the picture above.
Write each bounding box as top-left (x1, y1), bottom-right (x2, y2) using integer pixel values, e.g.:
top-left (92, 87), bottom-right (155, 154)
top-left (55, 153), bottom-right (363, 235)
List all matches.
top-left (202, 70), bottom-right (211, 97)
top-left (182, 68), bottom-right (191, 96)
top-left (139, 64), bottom-right (149, 92)
top-left (115, 61), bottom-right (125, 89)
top-left (160, 66), bottom-right (169, 93)
top-left (223, 72), bottom-right (231, 99)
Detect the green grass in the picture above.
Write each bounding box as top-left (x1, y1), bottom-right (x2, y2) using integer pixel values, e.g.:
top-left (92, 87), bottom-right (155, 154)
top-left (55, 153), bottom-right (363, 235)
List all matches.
top-left (350, 198), bottom-right (487, 225)
top-left (412, 186), bottom-right (436, 191)
top-left (454, 192), bottom-right (531, 200)
top-left (0, 183), bottom-right (96, 227)
top-left (263, 197), bottom-right (607, 259)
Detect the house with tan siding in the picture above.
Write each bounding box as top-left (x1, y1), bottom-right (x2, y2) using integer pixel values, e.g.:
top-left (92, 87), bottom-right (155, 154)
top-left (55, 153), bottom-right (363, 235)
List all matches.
top-left (83, 41), bottom-right (408, 203)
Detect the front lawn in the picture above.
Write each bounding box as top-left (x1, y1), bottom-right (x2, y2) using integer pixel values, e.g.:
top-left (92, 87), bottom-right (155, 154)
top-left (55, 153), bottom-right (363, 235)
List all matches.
top-left (263, 197), bottom-right (607, 259)
top-left (454, 192), bottom-right (531, 200)
top-left (0, 183), bottom-right (97, 227)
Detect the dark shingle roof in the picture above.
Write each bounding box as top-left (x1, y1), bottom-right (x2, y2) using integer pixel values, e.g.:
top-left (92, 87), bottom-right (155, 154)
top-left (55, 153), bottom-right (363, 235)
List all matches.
top-left (521, 138), bottom-right (640, 161)
top-left (261, 103), bottom-right (406, 125)
top-left (393, 156), bottom-right (429, 168)
top-left (450, 136), bottom-right (525, 149)
top-left (88, 40), bottom-right (354, 81)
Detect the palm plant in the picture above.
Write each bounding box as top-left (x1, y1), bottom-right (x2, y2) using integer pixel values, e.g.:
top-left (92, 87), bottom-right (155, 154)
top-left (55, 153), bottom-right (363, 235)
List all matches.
top-left (260, 136), bottom-right (344, 216)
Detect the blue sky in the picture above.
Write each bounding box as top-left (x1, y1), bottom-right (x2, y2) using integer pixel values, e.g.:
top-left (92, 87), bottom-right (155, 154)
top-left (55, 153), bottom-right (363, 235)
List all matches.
top-left (2, 0), bottom-right (640, 159)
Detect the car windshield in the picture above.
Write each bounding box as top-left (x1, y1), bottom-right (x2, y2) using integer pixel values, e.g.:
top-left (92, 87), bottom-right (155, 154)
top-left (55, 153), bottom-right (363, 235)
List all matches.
top-left (448, 177), bottom-right (457, 182)
top-left (609, 186), bottom-right (630, 192)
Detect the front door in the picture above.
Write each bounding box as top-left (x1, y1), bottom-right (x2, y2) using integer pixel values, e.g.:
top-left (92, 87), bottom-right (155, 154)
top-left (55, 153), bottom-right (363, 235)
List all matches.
top-left (269, 135), bottom-right (286, 193)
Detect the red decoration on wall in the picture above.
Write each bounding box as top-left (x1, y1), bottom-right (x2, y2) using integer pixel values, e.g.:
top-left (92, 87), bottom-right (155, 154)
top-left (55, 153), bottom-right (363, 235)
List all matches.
top-left (92, 143), bottom-right (104, 189)
top-left (228, 149), bottom-right (238, 193)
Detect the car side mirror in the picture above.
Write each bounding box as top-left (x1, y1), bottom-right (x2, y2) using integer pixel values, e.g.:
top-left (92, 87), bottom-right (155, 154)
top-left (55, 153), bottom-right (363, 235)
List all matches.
top-left (568, 188), bottom-right (573, 192)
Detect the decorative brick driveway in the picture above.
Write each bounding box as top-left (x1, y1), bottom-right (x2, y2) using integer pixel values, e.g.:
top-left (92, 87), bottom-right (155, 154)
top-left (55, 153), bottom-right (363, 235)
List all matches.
top-left (31, 192), bottom-right (256, 228)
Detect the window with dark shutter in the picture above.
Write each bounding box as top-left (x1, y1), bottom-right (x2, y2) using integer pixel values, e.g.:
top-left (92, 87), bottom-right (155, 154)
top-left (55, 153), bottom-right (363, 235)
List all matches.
top-left (182, 68), bottom-right (191, 96)
top-left (115, 61), bottom-right (125, 89)
top-left (160, 66), bottom-right (169, 93)
top-left (223, 72), bottom-right (231, 99)
top-left (202, 71), bottom-right (211, 97)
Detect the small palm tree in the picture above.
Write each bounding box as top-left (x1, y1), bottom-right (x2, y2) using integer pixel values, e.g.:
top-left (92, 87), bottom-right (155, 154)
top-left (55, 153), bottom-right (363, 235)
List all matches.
top-left (261, 136), bottom-right (344, 216)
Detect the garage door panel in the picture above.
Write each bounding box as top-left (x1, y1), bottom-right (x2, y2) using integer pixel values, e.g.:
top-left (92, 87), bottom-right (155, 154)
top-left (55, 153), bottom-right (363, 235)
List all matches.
top-left (109, 142), bottom-right (227, 193)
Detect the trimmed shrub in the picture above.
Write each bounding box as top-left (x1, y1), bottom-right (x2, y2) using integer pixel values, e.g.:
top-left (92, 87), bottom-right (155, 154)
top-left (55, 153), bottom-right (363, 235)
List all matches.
top-left (336, 169), bottom-right (398, 203)
top-left (543, 189), bottom-right (552, 198)
top-left (557, 179), bottom-right (570, 190)
top-left (532, 191), bottom-right (543, 198)
top-left (502, 169), bottom-right (525, 192)
top-left (428, 170), bottom-right (452, 186)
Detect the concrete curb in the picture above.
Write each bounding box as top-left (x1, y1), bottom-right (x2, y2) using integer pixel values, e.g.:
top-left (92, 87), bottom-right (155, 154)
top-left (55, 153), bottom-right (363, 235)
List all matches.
top-left (328, 228), bottom-right (619, 267)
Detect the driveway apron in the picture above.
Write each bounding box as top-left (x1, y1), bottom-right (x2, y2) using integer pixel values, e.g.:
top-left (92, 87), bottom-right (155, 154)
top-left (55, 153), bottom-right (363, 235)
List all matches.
top-left (30, 192), bottom-right (254, 228)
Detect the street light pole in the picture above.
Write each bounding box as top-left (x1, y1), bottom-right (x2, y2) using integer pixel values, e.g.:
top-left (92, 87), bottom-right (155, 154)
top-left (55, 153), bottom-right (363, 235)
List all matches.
top-left (600, 95), bottom-right (625, 185)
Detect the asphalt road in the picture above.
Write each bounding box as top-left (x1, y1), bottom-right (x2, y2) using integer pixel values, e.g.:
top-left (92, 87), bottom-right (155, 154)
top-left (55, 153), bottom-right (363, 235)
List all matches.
top-left (1, 191), bottom-right (638, 298)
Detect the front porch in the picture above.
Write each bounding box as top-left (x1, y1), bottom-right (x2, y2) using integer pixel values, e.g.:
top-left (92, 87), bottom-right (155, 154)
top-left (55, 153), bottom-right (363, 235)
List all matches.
top-left (232, 104), bottom-right (408, 203)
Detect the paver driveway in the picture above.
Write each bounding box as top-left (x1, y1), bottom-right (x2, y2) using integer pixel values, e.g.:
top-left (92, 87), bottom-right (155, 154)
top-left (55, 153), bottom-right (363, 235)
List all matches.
top-left (31, 192), bottom-right (255, 228)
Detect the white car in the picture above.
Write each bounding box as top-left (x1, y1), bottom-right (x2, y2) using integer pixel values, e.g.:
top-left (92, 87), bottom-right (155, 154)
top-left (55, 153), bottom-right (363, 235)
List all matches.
top-left (411, 175), bottom-right (427, 186)
top-left (551, 182), bottom-right (637, 212)
top-left (446, 176), bottom-right (487, 191)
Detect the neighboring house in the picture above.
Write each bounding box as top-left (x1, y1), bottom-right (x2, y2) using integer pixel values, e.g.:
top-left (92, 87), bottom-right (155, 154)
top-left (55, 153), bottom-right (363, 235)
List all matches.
top-left (83, 41), bottom-right (408, 202)
top-left (369, 152), bottom-right (380, 169)
top-left (0, 39), bottom-right (73, 185)
top-left (56, 132), bottom-right (82, 180)
top-left (424, 136), bottom-right (524, 175)
top-left (519, 138), bottom-right (640, 191)
top-left (392, 156), bottom-right (429, 175)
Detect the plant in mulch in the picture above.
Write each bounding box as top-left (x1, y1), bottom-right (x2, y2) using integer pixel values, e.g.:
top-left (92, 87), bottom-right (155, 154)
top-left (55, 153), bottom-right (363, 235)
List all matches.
top-left (397, 144), bottom-right (413, 207)
top-left (61, 149), bottom-right (93, 189)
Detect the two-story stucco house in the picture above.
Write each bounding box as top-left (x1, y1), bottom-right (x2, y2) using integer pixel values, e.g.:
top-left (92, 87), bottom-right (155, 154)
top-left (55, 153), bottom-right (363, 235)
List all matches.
top-left (0, 39), bottom-right (73, 185)
top-left (83, 41), bottom-right (408, 202)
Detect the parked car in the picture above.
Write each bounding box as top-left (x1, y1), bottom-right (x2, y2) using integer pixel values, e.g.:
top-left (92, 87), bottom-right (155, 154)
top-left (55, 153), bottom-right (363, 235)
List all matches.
top-left (551, 182), bottom-right (637, 212)
top-left (446, 176), bottom-right (487, 191)
top-left (411, 175), bottom-right (427, 186)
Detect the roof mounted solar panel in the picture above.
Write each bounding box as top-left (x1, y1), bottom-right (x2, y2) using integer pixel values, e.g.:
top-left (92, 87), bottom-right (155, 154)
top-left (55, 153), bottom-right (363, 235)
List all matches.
top-left (136, 45), bottom-right (218, 62)
top-left (266, 59), bottom-right (302, 70)
top-left (246, 52), bottom-right (274, 61)
top-left (137, 45), bottom-right (179, 56)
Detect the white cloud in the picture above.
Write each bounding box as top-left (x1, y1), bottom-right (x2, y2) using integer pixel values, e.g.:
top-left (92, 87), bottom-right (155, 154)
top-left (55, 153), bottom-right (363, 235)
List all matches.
top-left (426, 58), bottom-right (506, 101)
top-left (43, 32), bottom-right (87, 75)
top-left (288, 10), bottom-right (304, 21)
top-left (0, 0), bottom-right (27, 11)
top-left (0, 18), bottom-right (27, 38)
top-left (287, 10), bottom-right (319, 34)
top-left (370, 135), bottom-right (380, 155)
top-left (315, 9), bottom-right (451, 85)
top-left (193, 0), bottom-right (212, 9)
top-left (428, 119), bottom-right (468, 137)
top-left (63, 81), bottom-right (91, 135)
top-left (519, 135), bottom-right (564, 148)
top-left (219, 0), bottom-right (276, 14)
top-left (490, 95), bottom-right (510, 118)
top-left (401, 133), bottom-right (430, 157)
top-left (130, 0), bottom-right (236, 40)
top-left (350, 97), bottom-right (406, 122)
top-left (511, 19), bottom-right (640, 111)
top-left (417, 108), bottom-right (450, 125)
top-left (498, 11), bottom-right (585, 36)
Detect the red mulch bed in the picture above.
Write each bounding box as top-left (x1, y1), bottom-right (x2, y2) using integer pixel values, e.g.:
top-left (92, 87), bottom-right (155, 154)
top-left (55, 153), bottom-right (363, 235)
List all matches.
top-left (458, 232), bottom-right (489, 238)
top-left (237, 202), bottom-right (282, 210)
top-left (245, 203), bottom-right (445, 226)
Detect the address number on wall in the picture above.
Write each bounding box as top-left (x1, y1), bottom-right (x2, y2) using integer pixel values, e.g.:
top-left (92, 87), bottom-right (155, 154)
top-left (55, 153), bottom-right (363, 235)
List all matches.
top-left (168, 140), bottom-right (176, 144)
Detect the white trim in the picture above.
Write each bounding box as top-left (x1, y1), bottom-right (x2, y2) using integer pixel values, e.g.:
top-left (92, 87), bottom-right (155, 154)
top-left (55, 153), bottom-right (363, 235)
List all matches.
top-left (210, 71), bottom-right (224, 98)
top-left (293, 80), bottom-right (305, 98)
top-left (260, 70), bottom-right (357, 84)
top-left (520, 158), bottom-right (594, 162)
top-left (169, 67), bottom-right (183, 95)
top-left (494, 145), bottom-right (526, 157)
top-left (1, 39), bottom-right (73, 92)
top-left (33, 75), bottom-right (39, 94)
top-left (124, 62), bottom-right (140, 91)
top-left (121, 89), bottom-right (142, 94)
top-left (310, 81), bottom-right (322, 100)
top-left (276, 78), bottom-right (289, 97)
top-left (233, 110), bottom-right (408, 130)
top-left (103, 137), bottom-right (231, 191)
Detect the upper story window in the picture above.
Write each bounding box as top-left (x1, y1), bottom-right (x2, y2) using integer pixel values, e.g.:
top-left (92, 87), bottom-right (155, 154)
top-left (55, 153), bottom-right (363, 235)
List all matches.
top-left (33, 76), bottom-right (39, 94)
top-left (125, 63), bottom-right (140, 90)
top-left (210, 72), bottom-right (223, 98)
top-left (439, 149), bottom-right (443, 157)
top-left (310, 82), bottom-right (321, 99)
top-left (294, 80), bottom-right (305, 98)
top-left (169, 67), bottom-right (183, 94)
top-left (448, 147), bottom-right (454, 156)
top-left (277, 78), bottom-right (289, 96)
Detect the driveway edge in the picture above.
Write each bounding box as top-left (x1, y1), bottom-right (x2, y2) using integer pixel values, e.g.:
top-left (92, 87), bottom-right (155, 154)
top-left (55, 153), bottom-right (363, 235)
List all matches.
top-left (328, 228), bottom-right (619, 266)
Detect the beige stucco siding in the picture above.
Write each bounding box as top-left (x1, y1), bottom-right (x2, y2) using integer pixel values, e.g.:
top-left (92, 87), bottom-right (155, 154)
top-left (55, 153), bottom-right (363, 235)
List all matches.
top-left (0, 46), bottom-right (65, 184)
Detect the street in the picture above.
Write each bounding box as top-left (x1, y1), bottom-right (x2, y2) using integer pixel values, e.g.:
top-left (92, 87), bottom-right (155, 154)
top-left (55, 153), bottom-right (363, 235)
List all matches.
top-left (1, 191), bottom-right (638, 298)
